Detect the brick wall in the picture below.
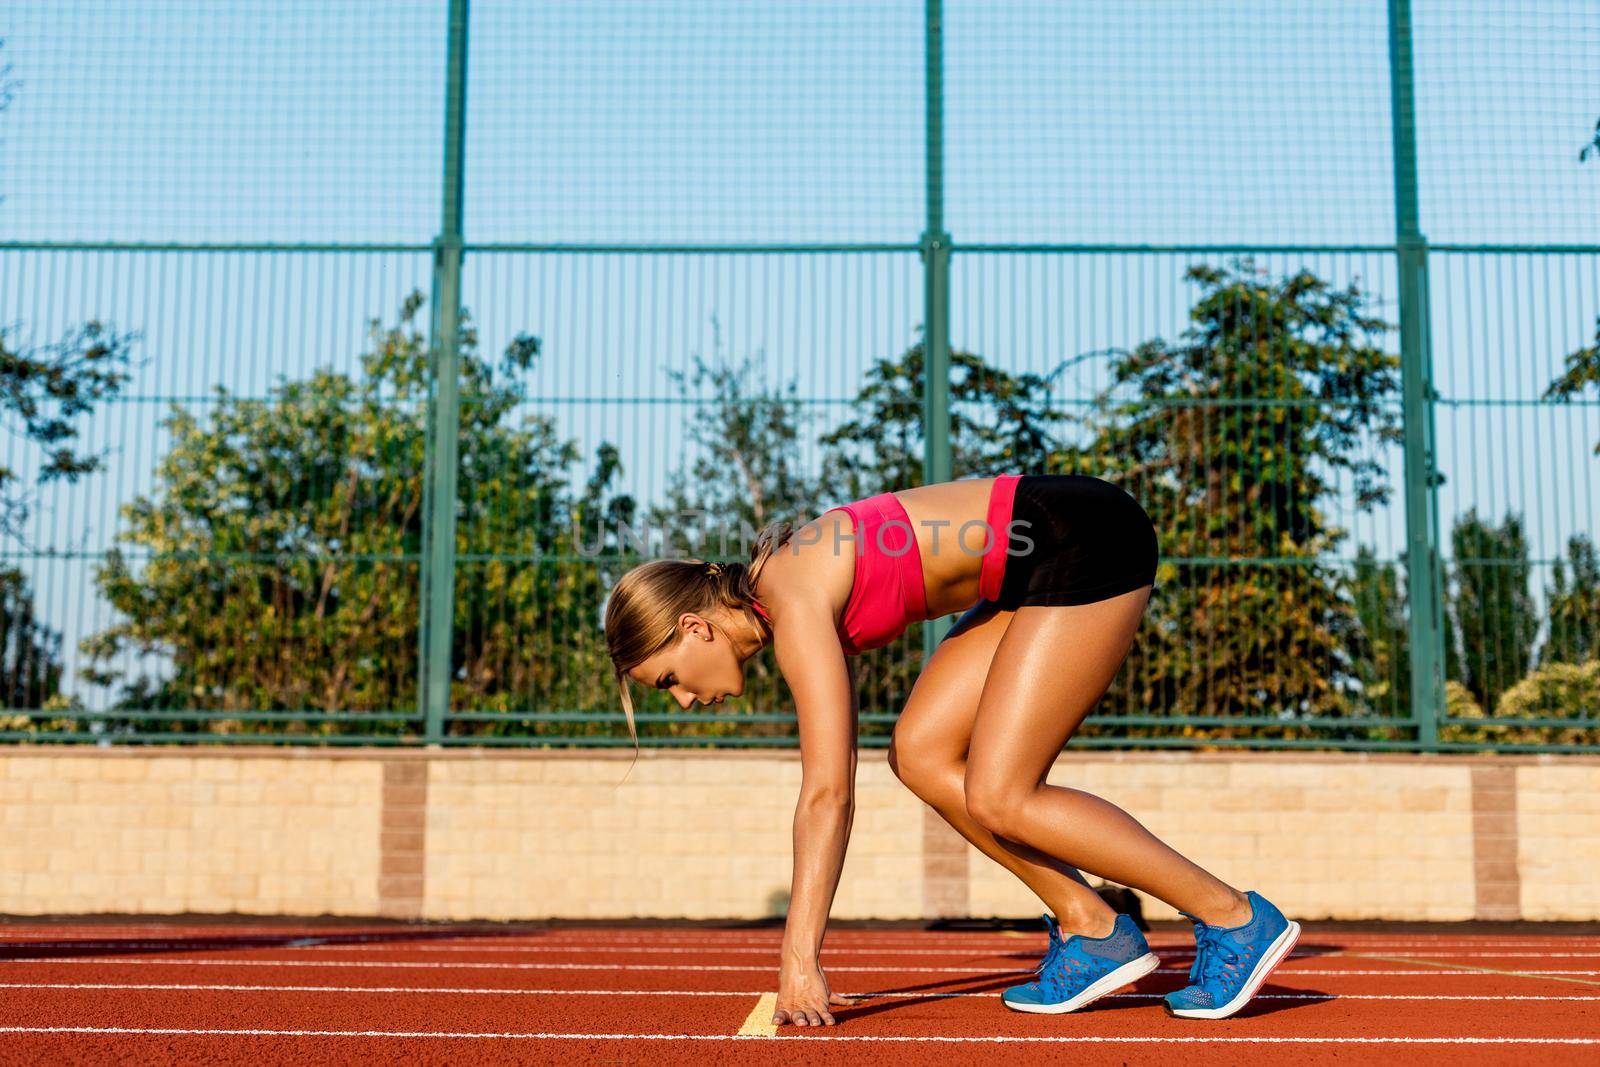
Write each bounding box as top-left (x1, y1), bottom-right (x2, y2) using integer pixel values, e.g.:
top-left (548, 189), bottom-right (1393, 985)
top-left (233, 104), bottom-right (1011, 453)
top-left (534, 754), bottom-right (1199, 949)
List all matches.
top-left (0, 748), bottom-right (1594, 922)
top-left (0, 755), bottom-right (381, 916)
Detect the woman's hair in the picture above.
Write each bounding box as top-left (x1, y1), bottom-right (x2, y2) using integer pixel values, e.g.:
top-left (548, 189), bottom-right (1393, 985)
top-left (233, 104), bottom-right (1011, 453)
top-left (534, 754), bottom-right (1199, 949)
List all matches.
top-left (603, 520), bottom-right (796, 779)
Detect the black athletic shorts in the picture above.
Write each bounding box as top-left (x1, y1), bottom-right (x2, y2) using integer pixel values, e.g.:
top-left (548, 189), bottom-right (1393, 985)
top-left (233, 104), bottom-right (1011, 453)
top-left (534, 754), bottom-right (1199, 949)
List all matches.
top-left (991, 474), bottom-right (1159, 609)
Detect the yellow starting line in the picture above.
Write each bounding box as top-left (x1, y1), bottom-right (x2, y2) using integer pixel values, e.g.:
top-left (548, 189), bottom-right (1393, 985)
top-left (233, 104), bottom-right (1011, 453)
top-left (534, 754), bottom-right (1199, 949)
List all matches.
top-left (737, 992), bottom-right (778, 1037)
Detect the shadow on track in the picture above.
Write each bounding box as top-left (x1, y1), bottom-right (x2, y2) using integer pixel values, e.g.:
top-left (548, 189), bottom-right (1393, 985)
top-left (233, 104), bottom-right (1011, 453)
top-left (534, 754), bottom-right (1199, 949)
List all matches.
top-left (836, 972), bottom-right (1163, 1022)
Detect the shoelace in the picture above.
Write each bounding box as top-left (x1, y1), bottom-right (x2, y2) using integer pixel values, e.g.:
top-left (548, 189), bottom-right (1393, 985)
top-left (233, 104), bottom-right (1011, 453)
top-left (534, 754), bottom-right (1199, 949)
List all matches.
top-left (1182, 915), bottom-right (1206, 984)
top-left (1193, 924), bottom-right (1243, 989)
top-left (1032, 915), bottom-right (1065, 977)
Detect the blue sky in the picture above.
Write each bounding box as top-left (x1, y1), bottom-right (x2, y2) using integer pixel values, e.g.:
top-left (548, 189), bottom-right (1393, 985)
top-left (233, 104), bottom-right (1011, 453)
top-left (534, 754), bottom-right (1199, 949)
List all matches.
top-left (1, 2), bottom-right (1598, 702)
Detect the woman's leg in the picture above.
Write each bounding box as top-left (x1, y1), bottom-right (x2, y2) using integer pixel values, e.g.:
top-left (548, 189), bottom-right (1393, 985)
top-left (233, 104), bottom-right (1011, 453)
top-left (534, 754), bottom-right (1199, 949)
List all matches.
top-left (962, 585), bottom-right (1252, 930)
top-left (889, 599), bottom-right (1120, 937)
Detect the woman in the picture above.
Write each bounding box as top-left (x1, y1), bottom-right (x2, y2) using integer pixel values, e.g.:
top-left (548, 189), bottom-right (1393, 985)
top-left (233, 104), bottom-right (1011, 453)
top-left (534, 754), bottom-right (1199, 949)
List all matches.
top-left (604, 473), bottom-right (1299, 1027)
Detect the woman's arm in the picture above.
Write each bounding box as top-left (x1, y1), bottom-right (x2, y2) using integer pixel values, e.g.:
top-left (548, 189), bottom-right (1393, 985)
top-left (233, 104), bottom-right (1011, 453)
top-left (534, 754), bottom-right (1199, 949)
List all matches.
top-left (771, 599), bottom-right (858, 965)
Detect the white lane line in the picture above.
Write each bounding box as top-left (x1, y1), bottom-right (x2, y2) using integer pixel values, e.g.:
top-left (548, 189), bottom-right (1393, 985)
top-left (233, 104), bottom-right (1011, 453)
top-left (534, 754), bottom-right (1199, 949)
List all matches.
top-left (6, 928), bottom-right (1596, 948)
top-left (736, 992), bottom-right (778, 1037)
top-left (5, 958), bottom-right (1600, 976)
top-left (12, 947), bottom-right (1600, 966)
top-left (0, 1027), bottom-right (1595, 1045)
top-left (297, 938), bottom-right (1600, 950)
top-left (19, 983), bottom-right (744, 995)
top-left (9, 934), bottom-right (1600, 953)
top-left (0, 983), bottom-right (1596, 1002)
top-left (278, 947), bottom-right (1600, 966)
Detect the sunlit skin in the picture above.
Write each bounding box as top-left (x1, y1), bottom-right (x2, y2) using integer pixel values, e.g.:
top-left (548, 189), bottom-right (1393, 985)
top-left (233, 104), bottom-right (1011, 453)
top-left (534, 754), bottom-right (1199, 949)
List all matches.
top-left (625, 606), bottom-right (767, 710)
top-left (622, 478), bottom-right (1253, 1028)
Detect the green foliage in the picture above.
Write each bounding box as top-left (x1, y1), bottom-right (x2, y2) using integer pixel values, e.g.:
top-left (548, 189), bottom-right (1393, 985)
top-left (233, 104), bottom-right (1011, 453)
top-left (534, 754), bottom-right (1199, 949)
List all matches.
top-left (655, 348), bottom-right (830, 537)
top-left (1542, 534), bottom-right (1600, 667)
top-left (0, 320), bottom-right (138, 541)
top-left (1063, 261), bottom-right (1403, 731)
top-left (83, 293), bottom-right (621, 737)
top-left (1437, 679), bottom-right (1486, 744)
top-left (1350, 545), bottom-right (1409, 717)
top-left (42, 259), bottom-right (1600, 751)
top-left (0, 207), bottom-right (136, 724)
top-left (1545, 316), bottom-right (1600, 456)
top-left (1444, 510), bottom-right (1538, 714)
top-left (1443, 662), bottom-right (1599, 746)
top-left (0, 568), bottom-right (64, 717)
top-left (818, 339), bottom-right (1069, 499)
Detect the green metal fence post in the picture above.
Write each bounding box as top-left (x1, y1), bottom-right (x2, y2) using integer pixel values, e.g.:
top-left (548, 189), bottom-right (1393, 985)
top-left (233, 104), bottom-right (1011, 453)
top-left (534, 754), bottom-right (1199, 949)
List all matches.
top-left (921, 0), bottom-right (954, 662)
top-left (1388, 0), bottom-right (1445, 748)
top-left (418, 0), bottom-right (471, 743)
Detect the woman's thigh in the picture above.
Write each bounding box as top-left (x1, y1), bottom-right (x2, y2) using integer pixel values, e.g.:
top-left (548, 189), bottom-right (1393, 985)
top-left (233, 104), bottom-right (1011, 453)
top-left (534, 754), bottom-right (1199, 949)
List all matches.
top-left (889, 600), bottom-right (1015, 772)
top-left (966, 586), bottom-right (1153, 797)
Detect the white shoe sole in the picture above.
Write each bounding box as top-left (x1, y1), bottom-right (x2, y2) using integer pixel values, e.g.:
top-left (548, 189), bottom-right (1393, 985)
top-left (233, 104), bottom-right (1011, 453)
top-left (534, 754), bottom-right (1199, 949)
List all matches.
top-left (1003, 951), bottom-right (1161, 1015)
top-left (1166, 919), bottom-right (1302, 1020)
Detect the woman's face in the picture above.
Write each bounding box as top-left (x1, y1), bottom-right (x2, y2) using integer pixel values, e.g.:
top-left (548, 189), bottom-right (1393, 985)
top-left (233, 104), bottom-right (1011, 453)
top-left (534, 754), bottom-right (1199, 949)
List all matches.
top-left (627, 610), bottom-right (749, 710)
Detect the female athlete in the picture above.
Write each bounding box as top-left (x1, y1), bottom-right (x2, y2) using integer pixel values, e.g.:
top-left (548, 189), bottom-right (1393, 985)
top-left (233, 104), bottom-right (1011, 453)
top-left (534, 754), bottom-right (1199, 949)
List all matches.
top-left (604, 473), bottom-right (1299, 1027)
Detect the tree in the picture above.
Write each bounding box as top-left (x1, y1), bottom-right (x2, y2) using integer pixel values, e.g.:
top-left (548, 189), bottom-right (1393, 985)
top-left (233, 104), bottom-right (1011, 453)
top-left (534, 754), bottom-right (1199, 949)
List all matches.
top-left (83, 293), bottom-right (623, 736)
top-left (0, 38), bottom-right (138, 724)
top-left (0, 321), bottom-right (137, 724)
top-left (0, 321), bottom-right (138, 541)
top-left (0, 568), bottom-right (63, 713)
top-left (1061, 262), bottom-right (1403, 729)
top-left (1445, 662), bottom-right (1600, 747)
top-left (1444, 510), bottom-right (1539, 714)
top-left (653, 347), bottom-right (829, 544)
top-left (1541, 534), bottom-right (1599, 667)
top-left (818, 338), bottom-right (1070, 500)
top-left (1545, 315), bottom-right (1600, 445)
top-left (1494, 660), bottom-right (1599, 744)
top-left (1350, 545), bottom-right (1410, 717)
top-left (1543, 322), bottom-right (1600, 690)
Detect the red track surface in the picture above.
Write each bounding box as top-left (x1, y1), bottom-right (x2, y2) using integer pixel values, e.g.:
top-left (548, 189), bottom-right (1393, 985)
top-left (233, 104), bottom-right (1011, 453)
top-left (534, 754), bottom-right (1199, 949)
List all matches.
top-left (2, 920), bottom-right (1598, 1064)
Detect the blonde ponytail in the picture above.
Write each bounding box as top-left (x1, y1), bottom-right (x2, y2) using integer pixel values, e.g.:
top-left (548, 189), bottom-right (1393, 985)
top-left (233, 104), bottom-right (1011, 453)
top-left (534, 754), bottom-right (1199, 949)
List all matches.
top-left (603, 536), bottom-right (790, 785)
top-left (746, 519), bottom-right (797, 589)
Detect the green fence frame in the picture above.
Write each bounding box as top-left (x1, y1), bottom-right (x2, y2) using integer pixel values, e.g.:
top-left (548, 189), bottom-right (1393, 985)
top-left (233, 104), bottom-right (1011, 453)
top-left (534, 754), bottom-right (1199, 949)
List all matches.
top-left (1388, 0), bottom-right (1447, 749)
top-left (1, 0), bottom-right (1596, 752)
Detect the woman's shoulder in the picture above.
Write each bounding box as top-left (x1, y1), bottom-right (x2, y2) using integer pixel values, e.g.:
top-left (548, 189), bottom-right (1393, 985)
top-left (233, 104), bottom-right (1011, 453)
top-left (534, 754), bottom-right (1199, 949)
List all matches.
top-left (753, 509), bottom-right (858, 621)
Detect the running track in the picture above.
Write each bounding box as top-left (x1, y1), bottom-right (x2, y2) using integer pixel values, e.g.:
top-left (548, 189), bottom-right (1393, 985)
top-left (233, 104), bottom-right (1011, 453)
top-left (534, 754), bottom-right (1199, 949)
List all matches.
top-left (1, 920), bottom-right (1598, 1064)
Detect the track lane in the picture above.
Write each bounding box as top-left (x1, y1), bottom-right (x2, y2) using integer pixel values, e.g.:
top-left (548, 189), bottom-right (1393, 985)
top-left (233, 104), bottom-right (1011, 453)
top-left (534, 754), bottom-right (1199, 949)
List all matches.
top-left (3, 924), bottom-right (1599, 1065)
top-left (4, 966), bottom-right (1598, 1041)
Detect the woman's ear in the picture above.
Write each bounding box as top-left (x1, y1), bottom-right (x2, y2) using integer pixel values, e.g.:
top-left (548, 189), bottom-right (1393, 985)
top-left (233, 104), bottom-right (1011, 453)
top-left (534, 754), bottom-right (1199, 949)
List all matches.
top-left (678, 611), bottom-right (713, 641)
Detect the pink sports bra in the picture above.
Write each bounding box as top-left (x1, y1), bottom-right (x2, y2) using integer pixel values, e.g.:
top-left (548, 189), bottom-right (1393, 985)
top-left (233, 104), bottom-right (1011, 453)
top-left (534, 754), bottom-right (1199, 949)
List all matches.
top-left (749, 475), bottom-right (1021, 656)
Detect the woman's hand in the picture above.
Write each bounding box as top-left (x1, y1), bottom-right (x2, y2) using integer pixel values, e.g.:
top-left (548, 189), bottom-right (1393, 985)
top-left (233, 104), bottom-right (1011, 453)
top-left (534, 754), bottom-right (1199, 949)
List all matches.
top-left (773, 958), bottom-right (852, 1027)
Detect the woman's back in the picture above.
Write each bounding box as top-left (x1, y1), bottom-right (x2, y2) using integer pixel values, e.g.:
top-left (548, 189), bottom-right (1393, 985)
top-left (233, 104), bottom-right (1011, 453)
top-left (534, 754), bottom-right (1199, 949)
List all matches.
top-left (753, 476), bottom-right (1013, 654)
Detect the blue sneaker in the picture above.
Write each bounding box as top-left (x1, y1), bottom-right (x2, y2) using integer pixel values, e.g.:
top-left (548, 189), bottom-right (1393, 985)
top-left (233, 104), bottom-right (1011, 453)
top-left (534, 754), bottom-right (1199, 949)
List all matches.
top-left (1002, 913), bottom-right (1160, 1014)
top-left (1164, 890), bottom-right (1301, 1020)
top-left (1025, 913), bottom-right (1066, 978)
